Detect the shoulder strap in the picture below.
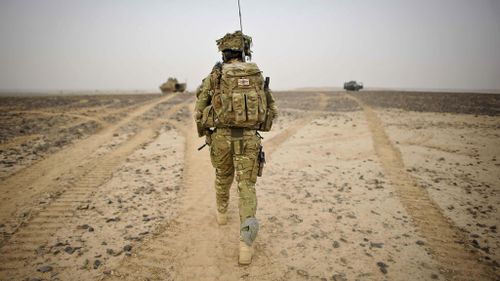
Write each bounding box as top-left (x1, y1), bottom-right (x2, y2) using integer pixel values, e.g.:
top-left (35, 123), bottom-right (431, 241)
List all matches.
top-left (210, 62), bottom-right (223, 93)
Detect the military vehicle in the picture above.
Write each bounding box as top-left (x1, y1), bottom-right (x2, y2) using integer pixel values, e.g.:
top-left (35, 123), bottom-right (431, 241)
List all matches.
top-left (344, 81), bottom-right (363, 91)
top-left (159, 77), bottom-right (187, 93)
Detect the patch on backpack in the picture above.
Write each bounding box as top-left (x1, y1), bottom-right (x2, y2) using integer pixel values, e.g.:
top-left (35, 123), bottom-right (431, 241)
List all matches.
top-left (238, 78), bottom-right (250, 87)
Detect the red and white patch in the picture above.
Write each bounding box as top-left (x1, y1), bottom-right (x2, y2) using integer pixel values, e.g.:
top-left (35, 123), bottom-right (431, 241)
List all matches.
top-left (238, 78), bottom-right (250, 86)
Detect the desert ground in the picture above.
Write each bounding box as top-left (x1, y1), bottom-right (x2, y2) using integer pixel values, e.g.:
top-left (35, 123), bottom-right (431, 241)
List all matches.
top-left (0, 91), bottom-right (498, 281)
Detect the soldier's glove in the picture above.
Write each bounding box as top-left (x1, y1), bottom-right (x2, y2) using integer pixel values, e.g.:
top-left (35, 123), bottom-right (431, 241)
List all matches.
top-left (197, 129), bottom-right (213, 151)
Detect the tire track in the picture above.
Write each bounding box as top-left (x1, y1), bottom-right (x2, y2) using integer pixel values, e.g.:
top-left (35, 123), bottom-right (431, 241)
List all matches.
top-left (347, 94), bottom-right (497, 281)
top-left (0, 95), bottom-right (176, 243)
top-left (105, 104), bottom-right (284, 281)
top-left (265, 93), bottom-right (329, 155)
top-left (105, 95), bottom-right (331, 281)
top-left (0, 97), bottom-right (189, 280)
top-left (6, 109), bottom-right (104, 125)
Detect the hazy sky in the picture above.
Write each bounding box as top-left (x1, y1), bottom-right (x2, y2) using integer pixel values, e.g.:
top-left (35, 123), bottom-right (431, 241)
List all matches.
top-left (1, 0), bottom-right (499, 91)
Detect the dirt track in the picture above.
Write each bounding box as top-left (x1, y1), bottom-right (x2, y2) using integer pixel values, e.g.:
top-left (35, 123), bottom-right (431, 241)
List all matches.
top-left (0, 92), bottom-right (498, 281)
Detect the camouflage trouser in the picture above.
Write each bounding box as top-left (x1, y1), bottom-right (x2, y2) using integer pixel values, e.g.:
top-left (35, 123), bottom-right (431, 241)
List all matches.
top-left (209, 128), bottom-right (261, 223)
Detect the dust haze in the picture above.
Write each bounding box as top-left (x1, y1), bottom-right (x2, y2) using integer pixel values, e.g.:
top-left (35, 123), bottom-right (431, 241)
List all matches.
top-left (0, 0), bottom-right (500, 92)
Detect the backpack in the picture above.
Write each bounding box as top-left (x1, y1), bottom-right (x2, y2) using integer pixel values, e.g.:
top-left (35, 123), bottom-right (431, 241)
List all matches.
top-left (203, 61), bottom-right (267, 129)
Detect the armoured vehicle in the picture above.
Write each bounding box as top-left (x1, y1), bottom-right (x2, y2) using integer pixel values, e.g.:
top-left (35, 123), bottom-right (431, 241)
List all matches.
top-left (159, 77), bottom-right (186, 93)
top-left (344, 81), bottom-right (364, 91)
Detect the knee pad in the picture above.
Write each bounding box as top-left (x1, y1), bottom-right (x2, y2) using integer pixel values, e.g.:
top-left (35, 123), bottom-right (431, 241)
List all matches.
top-left (240, 218), bottom-right (259, 246)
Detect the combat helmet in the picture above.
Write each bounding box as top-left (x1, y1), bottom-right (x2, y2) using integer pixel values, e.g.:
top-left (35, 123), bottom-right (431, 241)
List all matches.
top-left (216, 31), bottom-right (252, 59)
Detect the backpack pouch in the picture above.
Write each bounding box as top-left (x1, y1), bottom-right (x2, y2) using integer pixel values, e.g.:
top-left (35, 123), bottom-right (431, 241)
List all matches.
top-left (232, 92), bottom-right (246, 123)
top-left (258, 92), bottom-right (266, 122)
top-left (245, 90), bottom-right (259, 122)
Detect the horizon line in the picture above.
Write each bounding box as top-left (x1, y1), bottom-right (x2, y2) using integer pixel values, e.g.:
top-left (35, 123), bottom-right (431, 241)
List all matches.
top-left (0, 86), bottom-right (500, 95)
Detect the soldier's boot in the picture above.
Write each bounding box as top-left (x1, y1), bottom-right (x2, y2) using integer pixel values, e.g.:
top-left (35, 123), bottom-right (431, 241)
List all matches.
top-left (216, 211), bottom-right (228, 225)
top-left (238, 241), bottom-right (253, 265)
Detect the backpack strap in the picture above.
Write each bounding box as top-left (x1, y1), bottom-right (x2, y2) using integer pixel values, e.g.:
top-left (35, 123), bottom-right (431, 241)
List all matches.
top-left (210, 62), bottom-right (223, 95)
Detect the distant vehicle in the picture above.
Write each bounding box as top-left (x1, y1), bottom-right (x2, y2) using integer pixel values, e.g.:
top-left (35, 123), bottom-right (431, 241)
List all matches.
top-left (344, 81), bottom-right (364, 91)
top-left (159, 77), bottom-right (186, 93)
top-left (174, 82), bottom-right (187, 92)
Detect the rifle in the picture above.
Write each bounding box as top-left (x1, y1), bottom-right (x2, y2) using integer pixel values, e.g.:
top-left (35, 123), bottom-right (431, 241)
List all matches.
top-left (264, 76), bottom-right (270, 92)
top-left (257, 145), bottom-right (265, 176)
top-left (197, 142), bottom-right (208, 151)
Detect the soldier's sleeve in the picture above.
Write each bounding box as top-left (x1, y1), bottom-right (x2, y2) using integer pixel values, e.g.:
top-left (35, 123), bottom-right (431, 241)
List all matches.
top-left (265, 88), bottom-right (279, 118)
top-left (194, 74), bottom-right (212, 122)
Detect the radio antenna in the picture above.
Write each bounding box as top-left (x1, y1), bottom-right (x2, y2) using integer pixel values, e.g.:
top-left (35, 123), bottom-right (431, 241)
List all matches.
top-left (238, 0), bottom-right (243, 33)
top-left (237, 0), bottom-right (246, 62)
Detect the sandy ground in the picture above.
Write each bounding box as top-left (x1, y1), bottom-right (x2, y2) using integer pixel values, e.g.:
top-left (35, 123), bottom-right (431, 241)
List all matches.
top-left (0, 91), bottom-right (498, 281)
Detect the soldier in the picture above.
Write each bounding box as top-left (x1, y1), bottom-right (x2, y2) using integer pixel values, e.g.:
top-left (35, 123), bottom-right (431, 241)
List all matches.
top-left (194, 31), bottom-right (278, 265)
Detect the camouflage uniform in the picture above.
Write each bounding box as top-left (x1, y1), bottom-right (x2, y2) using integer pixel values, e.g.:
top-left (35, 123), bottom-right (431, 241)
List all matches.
top-left (210, 128), bottom-right (260, 222)
top-left (194, 31), bottom-right (277, 264)
top-left (195, 64), bottom-right (277, 223)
